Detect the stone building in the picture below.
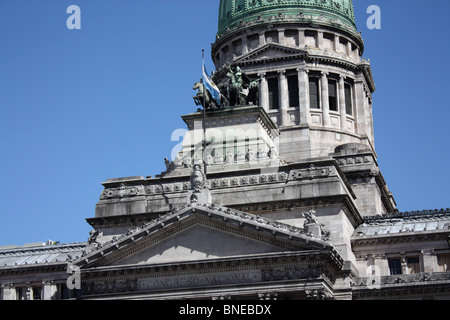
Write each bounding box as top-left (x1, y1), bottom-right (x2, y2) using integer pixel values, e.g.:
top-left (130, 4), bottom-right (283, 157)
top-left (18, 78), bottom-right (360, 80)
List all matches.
top-left (1, 0), bottom-right (449, 300)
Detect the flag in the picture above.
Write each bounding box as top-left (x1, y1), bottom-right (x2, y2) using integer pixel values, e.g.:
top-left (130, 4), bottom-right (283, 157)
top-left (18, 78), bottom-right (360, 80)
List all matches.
top-left (202, 60), bottom-right (221, 107)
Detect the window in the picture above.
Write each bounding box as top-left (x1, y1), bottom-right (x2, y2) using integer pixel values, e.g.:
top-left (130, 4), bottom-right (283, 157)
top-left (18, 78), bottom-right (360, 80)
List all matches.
top-left (16, 287), bottom-right (26, 300)
top-left (268, 77), bottom-right (279, 110)
top-left (345, 83), bottom-right (353, 115)
top-left (32, 287), bottom-right (42, 300)
top-left (309, 77), bottom-right (320, 109)
top-left (287, 75), bottom-right (299, 108)
top-left (388, 258), bottom-right (402, 275)
top-left (438, 254), bottom-right (450, 272)
top-left (407, 257), bottom-right (420, 274)
top-left (328, 79), bottom-right (338, 111)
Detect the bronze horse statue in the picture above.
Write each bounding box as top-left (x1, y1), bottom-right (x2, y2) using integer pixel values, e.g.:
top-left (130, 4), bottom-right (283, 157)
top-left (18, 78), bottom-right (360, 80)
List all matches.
top-left (193, 81), bottom-right (219, 110)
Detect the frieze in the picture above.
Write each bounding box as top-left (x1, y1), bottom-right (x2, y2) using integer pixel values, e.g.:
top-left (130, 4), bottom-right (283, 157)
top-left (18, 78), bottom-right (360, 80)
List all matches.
top-left (336, 155), bottom-right (372, 167)
top-left (262, 266), bottom-right (322, 282)
top-left (82, 278), bottom-right (138, 296)
top-left (138, 270), bottom-right (261, 292)
top-left (100, 171), bottom-right (290, 200)
top-left (354, 272), bottom-right (450, 288)
top-left (290, 164), bottom-right (333, 181)
top-left (305, 289), bottom-right (334, 300)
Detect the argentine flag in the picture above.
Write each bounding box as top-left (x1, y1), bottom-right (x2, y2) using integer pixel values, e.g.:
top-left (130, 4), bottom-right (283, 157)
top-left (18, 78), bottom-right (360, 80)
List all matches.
top-left (202, 62), bottom-right (221, 107)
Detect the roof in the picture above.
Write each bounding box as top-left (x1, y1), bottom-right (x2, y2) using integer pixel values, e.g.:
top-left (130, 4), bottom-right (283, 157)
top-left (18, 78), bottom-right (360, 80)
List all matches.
top-left (0, 243), bottom-right (87, 269)
top-left (353, 209), bottom-right (450, 237)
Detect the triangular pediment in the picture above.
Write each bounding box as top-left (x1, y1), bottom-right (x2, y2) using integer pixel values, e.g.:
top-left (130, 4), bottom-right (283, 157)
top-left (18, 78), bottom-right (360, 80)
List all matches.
top-left (235, 43), bottom-right (308, 65)
top-left (110, 224), bottom-right (287, 266)
top-left (74, 203), bottom-right (333, 269)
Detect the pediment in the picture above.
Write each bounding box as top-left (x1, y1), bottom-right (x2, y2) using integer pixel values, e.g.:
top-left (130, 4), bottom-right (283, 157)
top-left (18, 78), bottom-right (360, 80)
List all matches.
top-left (74, 203), bottom-right (333, 269)
top-left (235, 43), bottom-right (308, 65)
top-left (110, 224), bottom-right (286, 266)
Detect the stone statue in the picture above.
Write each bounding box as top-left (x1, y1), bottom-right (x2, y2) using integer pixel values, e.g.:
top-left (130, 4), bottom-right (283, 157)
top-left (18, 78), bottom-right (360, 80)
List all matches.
top-left (164, 158), bottom-right (172, 170)
top-left (302, 210), bottom-right (320, 226)
top-left (190, 165), bottom-right (207, 191)
top-left (188, 165), bottom-right (211, 204)
top-left (88, 229), bottom-right (101, 245)
top-left (246, 149), bottom-right (256, 162)
top-left (302, 210), bottom-right (330, 240)
top-left (225, 151), bottom-right (234, 163)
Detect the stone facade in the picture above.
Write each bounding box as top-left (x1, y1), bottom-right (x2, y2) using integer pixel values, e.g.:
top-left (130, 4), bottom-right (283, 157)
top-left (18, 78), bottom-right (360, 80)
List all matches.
top-left (0, 0), bottom-right (449, 300)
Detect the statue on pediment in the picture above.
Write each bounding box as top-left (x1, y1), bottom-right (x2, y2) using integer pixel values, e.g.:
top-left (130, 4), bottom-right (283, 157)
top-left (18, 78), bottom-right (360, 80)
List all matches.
top-left (188, 165), bottom-right (211, 204)
top-left (190, 164), bottom-right (207, 192)
top-left (222, 62), bottom-right (261, 107)
top-left (302, 210), bottom-right (330, 240)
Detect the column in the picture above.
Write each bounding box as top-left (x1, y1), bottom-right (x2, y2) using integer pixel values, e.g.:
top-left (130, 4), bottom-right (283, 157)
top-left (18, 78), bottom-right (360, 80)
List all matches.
top-left (346, 41), bottom-right (352, 56)
top-left (279, 70), bottom-right (289, 126)
top-left (241, 36), bottom-right (248, 55)
top-left (338, 75), bottom-right (347, 130)
top-left (278, 29), bottom-right (285, 46)
top-left (297, 67), bottom-right (310, 126)
top-left (1, 284), bottom-right (15, 300)
top-left (259, 73), bottom-right (269, 111)
top-left (259, 32), bottom-right (266, 47)
top-left (334, 35), bottom-right (339, 52)
top-left (298, 30), bottom-right (306, 48)
top-left (25, 284), bottom-right (32, 300)
top-left (317, 31), bottom-right (323, 48)
top-left (42, 280), bottom-right (57, 300)
top-left (321, 72), bottom-right (331, 126)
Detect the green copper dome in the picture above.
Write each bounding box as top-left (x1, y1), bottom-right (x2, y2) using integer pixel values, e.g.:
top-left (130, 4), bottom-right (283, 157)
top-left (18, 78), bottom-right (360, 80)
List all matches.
top-left (218, 0), bottom-right (358, 36)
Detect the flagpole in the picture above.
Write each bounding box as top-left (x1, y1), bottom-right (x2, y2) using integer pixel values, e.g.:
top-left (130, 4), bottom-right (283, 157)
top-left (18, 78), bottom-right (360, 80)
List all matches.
top-left (202, 49), bottom-right (207, 177)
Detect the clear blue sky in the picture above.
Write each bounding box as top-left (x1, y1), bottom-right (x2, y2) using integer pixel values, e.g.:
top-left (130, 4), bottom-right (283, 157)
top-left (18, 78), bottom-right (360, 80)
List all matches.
top-left (0, 0), bottom-right (449, 246)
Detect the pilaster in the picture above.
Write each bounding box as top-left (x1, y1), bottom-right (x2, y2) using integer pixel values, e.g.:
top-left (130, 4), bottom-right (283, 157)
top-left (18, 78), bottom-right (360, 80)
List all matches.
top-left (422, 249), bottom-right (436, 273)
top-left (354, 74), bottom-right (366, 136)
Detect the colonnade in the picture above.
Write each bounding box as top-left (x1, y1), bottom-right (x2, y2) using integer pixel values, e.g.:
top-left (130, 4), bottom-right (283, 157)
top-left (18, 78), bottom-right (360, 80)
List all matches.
top-left (258, 69), bottom-right (354, 129)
